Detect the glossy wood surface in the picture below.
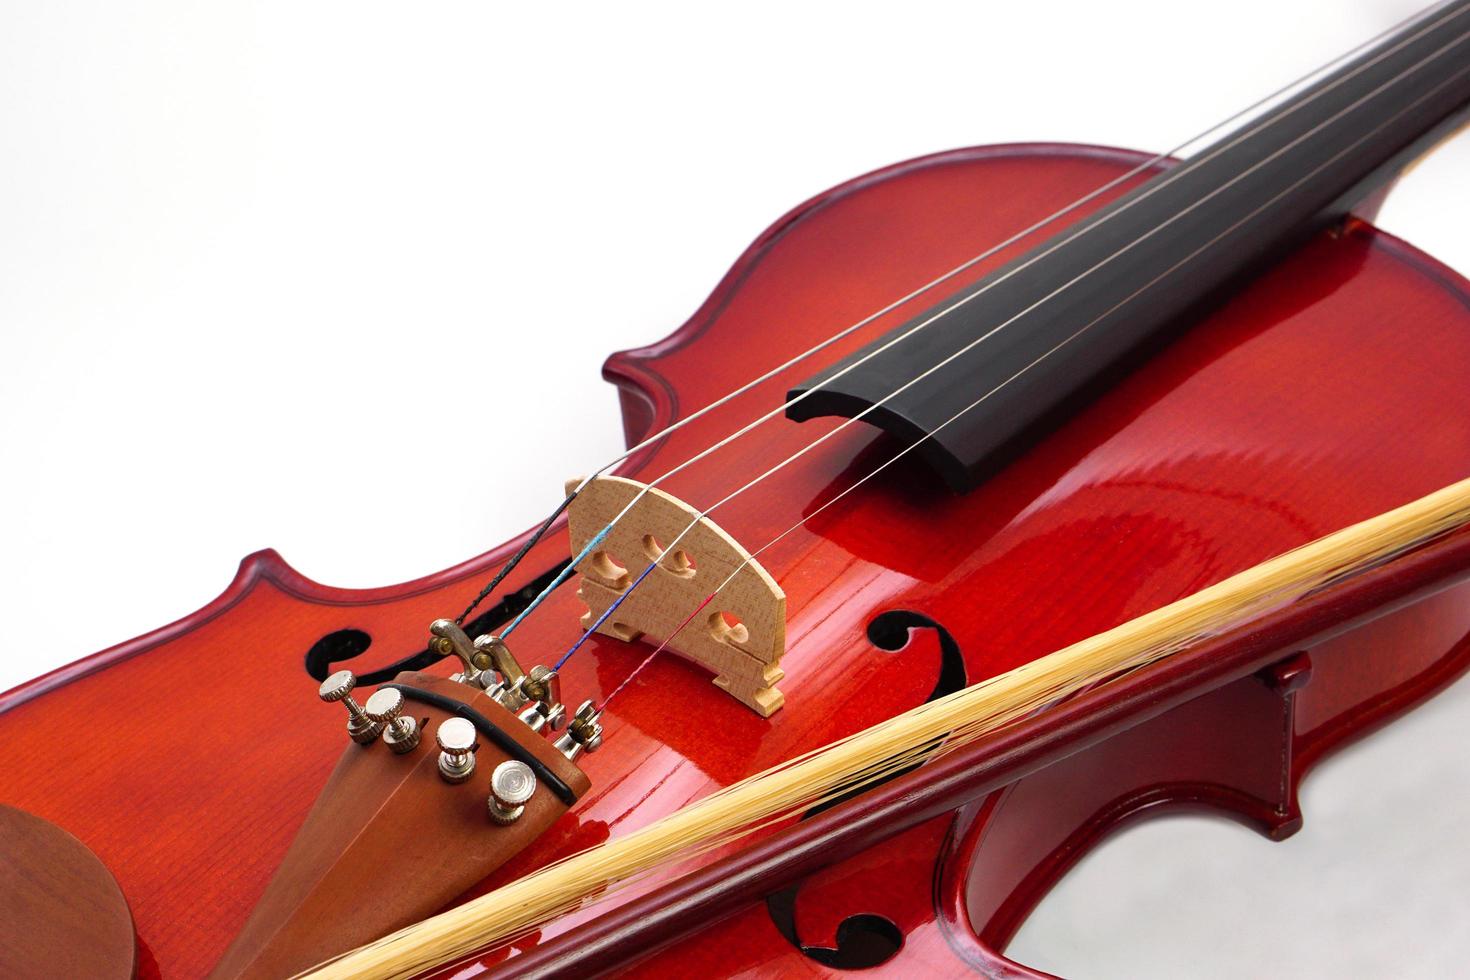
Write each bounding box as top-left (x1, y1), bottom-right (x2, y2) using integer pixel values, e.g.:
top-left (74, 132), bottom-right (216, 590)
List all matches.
top-left (2, 143), bottom-right (1470, 977)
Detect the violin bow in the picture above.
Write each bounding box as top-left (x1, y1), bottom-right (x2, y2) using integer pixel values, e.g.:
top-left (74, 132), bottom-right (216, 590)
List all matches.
top-left (300, 474), bottom-right (1470, 980)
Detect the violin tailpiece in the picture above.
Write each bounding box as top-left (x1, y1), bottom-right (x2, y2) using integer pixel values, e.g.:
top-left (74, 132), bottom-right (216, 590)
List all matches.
top-left (211, 672), bottom-right (592, 980)
top-left (565, 475), bottom-right (787, 716)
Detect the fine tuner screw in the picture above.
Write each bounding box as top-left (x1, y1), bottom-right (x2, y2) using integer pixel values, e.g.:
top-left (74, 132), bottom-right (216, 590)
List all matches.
top-left (436, 717), bottom-right (478, 784)
top-left (555, 699), bottom-right (604, 761)
top-left (517, 665), bottom-right (566, 733)
top-left (317, 670), bottom-right (384, 745)
top-left (364, 687), bottom-right (422, 754)
top-left (488, 760), bottom-right (537, 825)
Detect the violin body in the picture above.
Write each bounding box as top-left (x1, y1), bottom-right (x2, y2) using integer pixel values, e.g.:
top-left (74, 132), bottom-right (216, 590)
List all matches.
top-left (4, 141), bottom-right (1470, 977)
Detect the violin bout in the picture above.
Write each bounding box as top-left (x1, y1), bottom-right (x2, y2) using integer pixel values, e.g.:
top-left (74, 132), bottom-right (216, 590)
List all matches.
top-left (566, 476), bottom-right (787, 716)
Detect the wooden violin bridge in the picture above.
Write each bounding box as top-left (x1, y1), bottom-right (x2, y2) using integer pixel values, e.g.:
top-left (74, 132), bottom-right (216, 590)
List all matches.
top-left (565, 475), bottom-right (786, 716)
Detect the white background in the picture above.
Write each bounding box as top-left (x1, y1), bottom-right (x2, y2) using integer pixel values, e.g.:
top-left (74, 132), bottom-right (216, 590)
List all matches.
top-left (2, 1), bottom-right (1468, 976)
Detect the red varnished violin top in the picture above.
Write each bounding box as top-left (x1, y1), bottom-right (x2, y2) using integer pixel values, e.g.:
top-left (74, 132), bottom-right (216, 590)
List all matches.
top-left (4, 133), bottom-right (1470, 976)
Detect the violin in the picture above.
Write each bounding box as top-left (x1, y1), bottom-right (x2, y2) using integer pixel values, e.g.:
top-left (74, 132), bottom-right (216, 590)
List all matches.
top-left (4, 2), bottom-right (1470, 978)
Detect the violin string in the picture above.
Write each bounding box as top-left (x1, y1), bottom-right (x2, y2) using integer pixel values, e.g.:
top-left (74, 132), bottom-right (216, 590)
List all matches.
top-left (507, 1), bottom-right (1468, 648)
top-left (597, 593), bottom-right (716, 708)
top-left (596, 50), bottom-right (1470, 706)
top-left (553, 17), bottom-right (1470, 671)
top-left (453, 0), bottom-right (1442, 628)
top-left (454, 493), bottom-right (576, 624)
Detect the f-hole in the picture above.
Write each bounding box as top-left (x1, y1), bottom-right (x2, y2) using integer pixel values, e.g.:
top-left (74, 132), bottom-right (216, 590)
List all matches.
top-left (765, 609), bottom-right (967, 969)
top-left (304, 629), bottom-right (377, 680)
top-left (804, 610), bottom-right (967, 818)
top-left (867, 609), bottom-right (967, 704)
top-left (302, 560), bottom-right (573, 686)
